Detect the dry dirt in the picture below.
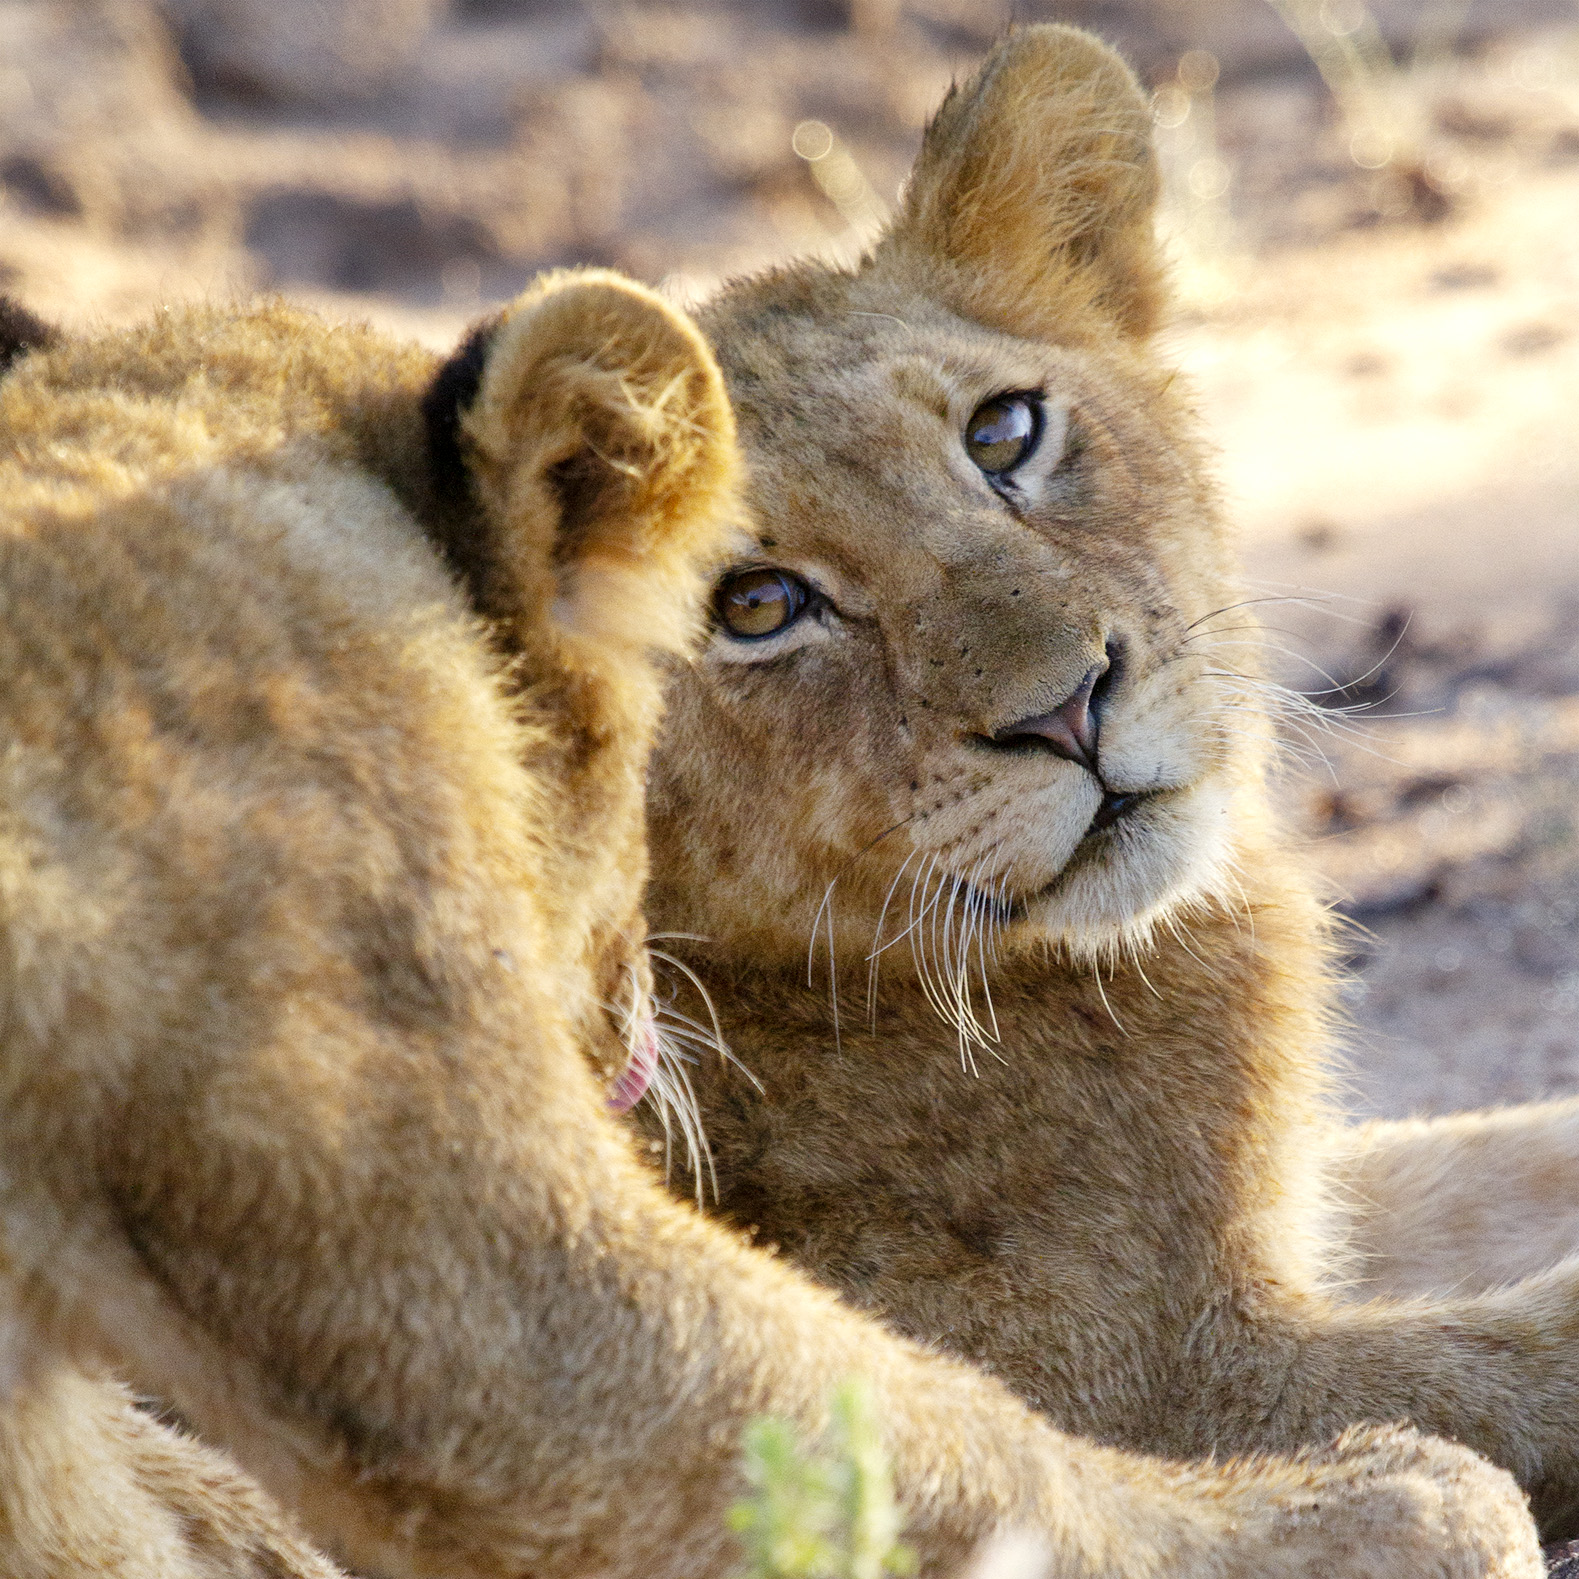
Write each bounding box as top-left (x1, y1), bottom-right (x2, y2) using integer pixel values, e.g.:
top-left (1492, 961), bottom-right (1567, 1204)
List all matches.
top-left (3, 0), bottom-right (1576, 1123)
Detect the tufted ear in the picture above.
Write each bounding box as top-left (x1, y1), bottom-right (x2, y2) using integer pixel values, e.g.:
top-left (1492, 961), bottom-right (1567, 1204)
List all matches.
top-left (423, 268), bottom-right (738, 659)
top-left (873, 25), bottom-right (1165, 344)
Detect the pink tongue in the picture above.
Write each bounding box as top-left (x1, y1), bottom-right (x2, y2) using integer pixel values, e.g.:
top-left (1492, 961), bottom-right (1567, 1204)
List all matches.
top-left (607, 1015), bottom-right (658, 1113)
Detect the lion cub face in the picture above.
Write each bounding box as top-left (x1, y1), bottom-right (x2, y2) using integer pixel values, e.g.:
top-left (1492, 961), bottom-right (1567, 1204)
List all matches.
top-left (651, 31), bottom-right (1261, 964)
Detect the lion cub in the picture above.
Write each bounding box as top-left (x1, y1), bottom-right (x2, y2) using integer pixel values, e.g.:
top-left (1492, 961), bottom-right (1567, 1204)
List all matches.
top-left (6, 271), bottom-right (1537, 1576)
top-left (640, 19), bottom-right (1579, 1554)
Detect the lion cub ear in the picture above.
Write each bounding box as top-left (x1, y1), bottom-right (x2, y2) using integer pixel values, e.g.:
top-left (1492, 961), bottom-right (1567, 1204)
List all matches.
top-left (874, 25), bottom-right (1164, 343)
top-left (424, 269), bottom-right (737, 657)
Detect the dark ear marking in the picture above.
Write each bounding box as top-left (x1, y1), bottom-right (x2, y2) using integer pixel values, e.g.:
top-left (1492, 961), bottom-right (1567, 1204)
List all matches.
top-left (417, 269), bottom-right (737, 660)
top-left (422, 313), bottom-right (503, 506)
top-left (420, 312), bottom-right (505, 620)
top-left (0, 297), bottom-right (60, 375)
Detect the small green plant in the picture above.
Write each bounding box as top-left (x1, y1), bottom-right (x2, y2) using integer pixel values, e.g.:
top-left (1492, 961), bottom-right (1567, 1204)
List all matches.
top-left (729, 1380), bottom-right (917, 1579)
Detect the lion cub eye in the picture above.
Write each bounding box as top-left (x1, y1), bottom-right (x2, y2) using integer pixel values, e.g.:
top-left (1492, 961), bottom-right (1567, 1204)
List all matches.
top-left (965, 394), bottom-right (1040, 476)
top-left (715, 567), bottom-right (810, 639)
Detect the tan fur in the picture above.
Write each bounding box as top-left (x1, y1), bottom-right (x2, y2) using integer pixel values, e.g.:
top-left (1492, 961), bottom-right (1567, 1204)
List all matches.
top-left (3, 269), bottom-right (1532, 1577)
top-left (640, 21), bottom-right (1579, 1559)
top-left (0, 1366), bottom-right (342, 1579)
top-left (1340, 1103), bottom-right (1579, 1301)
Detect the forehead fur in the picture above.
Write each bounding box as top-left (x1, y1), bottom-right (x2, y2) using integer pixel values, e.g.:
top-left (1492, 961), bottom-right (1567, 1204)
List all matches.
top-left (697, 260), bottom-right (1205, 563)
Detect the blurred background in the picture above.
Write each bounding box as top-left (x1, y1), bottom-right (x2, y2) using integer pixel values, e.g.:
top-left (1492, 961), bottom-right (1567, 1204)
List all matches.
top-left (3, 0), bottom-right (1576, 1119)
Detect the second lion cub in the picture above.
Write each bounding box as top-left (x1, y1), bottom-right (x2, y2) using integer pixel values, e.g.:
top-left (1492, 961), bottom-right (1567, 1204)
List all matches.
top-left (636, 19), bottom-right (1579, 1549)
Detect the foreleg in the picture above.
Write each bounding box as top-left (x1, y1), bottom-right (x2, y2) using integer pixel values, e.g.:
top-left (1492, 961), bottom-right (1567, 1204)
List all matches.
top-left (1181, 1261), bottom-right (1579, 1537)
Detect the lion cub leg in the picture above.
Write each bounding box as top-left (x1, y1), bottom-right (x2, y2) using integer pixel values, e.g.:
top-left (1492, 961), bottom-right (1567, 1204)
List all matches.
top-left (0, 1364), bottom-right (341, 1578)
top-left (1182, 1258), bottom-right (1579, 1536)
top-left (1336, 1101), bottom-right (1579, 1300)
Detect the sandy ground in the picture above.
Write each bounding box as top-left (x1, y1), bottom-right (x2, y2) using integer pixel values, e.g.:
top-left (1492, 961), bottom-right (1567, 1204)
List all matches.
top-left (1175, 116), bottom-right (1579, 1117)
top-left (3, 0), bottom-right (1576, 1122)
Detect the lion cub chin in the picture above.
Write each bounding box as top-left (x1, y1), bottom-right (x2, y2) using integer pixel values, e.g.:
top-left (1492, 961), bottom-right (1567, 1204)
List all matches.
top-left (0, 244), bottom-right (1539, 1579)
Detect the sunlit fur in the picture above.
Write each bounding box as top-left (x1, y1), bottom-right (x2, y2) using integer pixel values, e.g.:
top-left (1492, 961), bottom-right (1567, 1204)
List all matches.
top-left (643, 22), bottom-right (1579, 1557)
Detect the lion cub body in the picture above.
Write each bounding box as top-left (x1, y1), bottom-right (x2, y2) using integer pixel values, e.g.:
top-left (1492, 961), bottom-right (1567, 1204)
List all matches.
top-left (646, 20), bottom-right (1579, 1551)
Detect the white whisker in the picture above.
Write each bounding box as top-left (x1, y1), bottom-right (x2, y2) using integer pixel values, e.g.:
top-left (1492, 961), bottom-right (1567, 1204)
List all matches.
top-left (807, 877), bottom-right (838, 989)
top-left (650, 947), bottom-right (760, 1090)
top-left (1163, 911), bottom-right (1212, 971)
top-left (867, 847), bottom-right (919, 1023)
top-left (882, 851), bottom-right (944, 962)
top-left (826, 887), bottom-right (841, 1055)
top-left (645, 1042), bottom-right (717, 1204)
top-left (1127, 938), bottom-right (1163, 1002)
top-left (1091, 956), bottom-right (1127, 1035)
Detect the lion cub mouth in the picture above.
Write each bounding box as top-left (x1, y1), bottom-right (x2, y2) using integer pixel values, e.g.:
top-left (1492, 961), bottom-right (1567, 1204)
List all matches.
top-left (1000, 787), bottom-right (1162, 920)
top-left (1089, 789), bottom-right (1146, 834)
top-left (608, 1013), bottom-right (660, 1113)
top-left (1076, 785), bottom-right (1163, 853)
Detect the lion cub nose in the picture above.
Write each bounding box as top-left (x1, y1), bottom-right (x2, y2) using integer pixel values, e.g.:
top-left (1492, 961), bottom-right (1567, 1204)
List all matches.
top-left (991, 660), bottom-right (1106, 772)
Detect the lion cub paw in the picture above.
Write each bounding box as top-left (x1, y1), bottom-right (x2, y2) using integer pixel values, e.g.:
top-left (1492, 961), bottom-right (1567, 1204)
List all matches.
top-left (425, 268), bottom-right (739, 662)
top-left (1206, 1425), bottom-right (1543, 1578)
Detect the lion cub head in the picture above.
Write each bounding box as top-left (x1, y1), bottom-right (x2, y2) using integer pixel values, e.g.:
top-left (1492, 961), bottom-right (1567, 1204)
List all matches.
top-left (649, 26), bottom-right (1261, 969)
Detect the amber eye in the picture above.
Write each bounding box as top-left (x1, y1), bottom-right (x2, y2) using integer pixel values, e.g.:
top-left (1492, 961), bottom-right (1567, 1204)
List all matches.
top-left (714, 567), bottom-right (810, 639)
top-left (965, 394), bottom-right (1040, 475)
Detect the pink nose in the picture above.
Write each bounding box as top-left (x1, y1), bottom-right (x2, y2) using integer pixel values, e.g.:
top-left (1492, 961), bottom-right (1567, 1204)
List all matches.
top-left (991, 661), bottom-right (1104, 773)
